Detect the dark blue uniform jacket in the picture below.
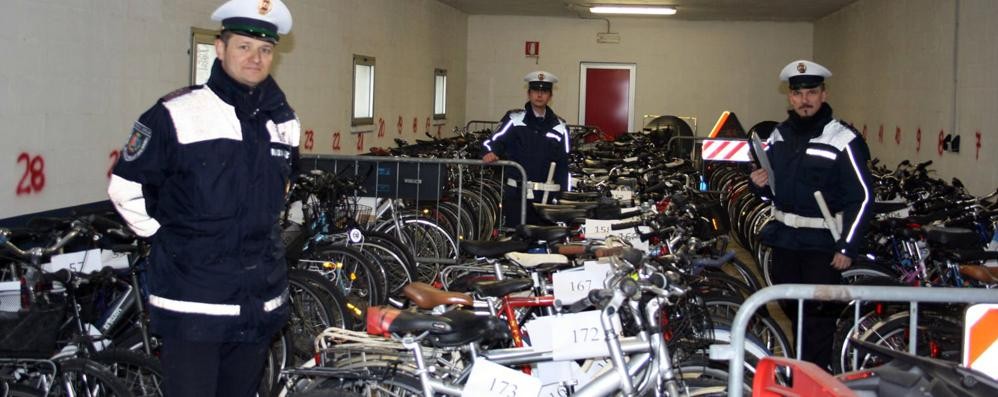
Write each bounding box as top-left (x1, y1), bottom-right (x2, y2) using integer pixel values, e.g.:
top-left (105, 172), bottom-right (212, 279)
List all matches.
top-left (108, 60), bottom-right (298, 342)
top-left (483, 103), bottom-right (570, 192)
top-left (753, 103), bottom-right (873, 258)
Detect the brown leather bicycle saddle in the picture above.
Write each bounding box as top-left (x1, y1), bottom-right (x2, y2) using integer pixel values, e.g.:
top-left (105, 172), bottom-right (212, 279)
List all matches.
top-left (403, 282), bottom-right (473, 309)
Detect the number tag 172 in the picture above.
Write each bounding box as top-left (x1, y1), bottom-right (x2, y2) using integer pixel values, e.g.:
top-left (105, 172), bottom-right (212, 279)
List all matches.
top-left (551, 310), bottom-right (623, 361)
top-left (461, 359), bottom-right (541, 397)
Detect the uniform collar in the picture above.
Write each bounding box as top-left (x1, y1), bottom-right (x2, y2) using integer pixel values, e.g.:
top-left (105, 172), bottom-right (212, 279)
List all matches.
top-left (785, 102), bottom-right (833, 137)
top-left (523, 102), bottom-right (558, 128)
top-left (206, 59), bottom-right (287, 116)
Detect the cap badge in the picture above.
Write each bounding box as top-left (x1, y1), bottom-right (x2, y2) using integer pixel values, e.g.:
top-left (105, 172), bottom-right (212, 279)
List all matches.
top-left (797, 62), bottom-right (807, 73)
top-left (258, 0), bottom-right (272, 15)
top-left (537, 73), bottom-right (545, 81)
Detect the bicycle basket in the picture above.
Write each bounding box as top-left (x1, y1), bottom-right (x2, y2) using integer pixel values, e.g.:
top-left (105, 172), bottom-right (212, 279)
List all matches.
top-left (0, 303), bottom-right (65, 355)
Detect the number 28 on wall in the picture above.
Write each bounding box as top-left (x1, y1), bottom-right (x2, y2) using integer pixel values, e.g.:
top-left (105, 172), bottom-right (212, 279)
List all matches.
top-left (16, 152), bottom-right (46, 195)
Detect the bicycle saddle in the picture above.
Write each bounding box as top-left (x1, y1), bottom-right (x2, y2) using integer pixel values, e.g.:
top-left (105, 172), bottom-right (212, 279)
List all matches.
top-left (536, 207), bottom-right (588, 224)
top-left (959, 263), bottom-right (998, 283)
top-left (461, 240), bottom-right (529, 258)
top-left (403, 282), bottom-right (473, 309)
top-left (366, 306), bottom-right (451, 337)
top-left (471, 279), bottom-right (533, 298)
top-left (504, 252), bottom-right (570, 271)
top-left (561, 191), bottom-right (602, 201)
top-left (430, 310), bottom-right (511, 348)
top-left (516, 225), bottom-right (570, 242)
top-left (923, 226), bottom-right (979, 249)
top-left (554, 200), bottom-right (601, 210)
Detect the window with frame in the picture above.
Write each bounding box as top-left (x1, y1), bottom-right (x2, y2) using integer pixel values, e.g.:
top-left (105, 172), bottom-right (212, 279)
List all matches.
top-left (190, 28), bottom-right (220, 85)
top-left (352, 55), bottom-right (375, 126)
top-left (433, 69), bottom-right (447, 120)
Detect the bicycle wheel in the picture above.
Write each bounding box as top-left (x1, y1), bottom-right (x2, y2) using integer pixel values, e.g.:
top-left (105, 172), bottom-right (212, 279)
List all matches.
top-left (259, 330), bottom-right (293, 397)
top-left (288, 269), bottom-right (346, 361)
top-left (701, 295), bottom-right (793, 360)
top-left (853, 310), bottom-right (963, 370)
top-left (52, 358), bottom-right (132, 397)
top-left (90, 348), bottom-right (164, 397)
top-left (297, 246), bottom-right (387, 311)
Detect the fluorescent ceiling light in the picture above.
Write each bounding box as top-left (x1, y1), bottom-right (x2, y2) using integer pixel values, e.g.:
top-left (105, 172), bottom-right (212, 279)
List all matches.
top-left (590, 6), bottom-right (677, 15)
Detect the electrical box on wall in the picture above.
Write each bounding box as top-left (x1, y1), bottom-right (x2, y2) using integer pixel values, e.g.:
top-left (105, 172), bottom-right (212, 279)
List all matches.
top-left (597, 32), bottom-right (620, 44)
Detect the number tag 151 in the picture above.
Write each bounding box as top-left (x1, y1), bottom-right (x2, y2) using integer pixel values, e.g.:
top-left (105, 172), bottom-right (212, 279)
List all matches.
top-left (462, 359), bottom-right (541, 397)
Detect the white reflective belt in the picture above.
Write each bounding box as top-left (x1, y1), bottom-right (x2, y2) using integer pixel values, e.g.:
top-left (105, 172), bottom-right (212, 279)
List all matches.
top-left (149, 290), bottom-right (288, 316)
top-left (771, 208), bottom-right (843, 231)
top-left (506, 178), bottom-right (561, 192)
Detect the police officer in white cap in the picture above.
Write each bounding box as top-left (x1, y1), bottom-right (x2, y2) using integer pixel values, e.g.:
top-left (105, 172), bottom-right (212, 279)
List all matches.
top-left (750, 60), bottom-right (873, 369)
top-left (107, 0), bottom-right (298, 395)
top-left (483, 71), bottom-right (570, 226)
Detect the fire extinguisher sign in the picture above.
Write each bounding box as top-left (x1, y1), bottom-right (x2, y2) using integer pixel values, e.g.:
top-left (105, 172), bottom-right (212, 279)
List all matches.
top-left (525, 41), bottom-right (540, 57)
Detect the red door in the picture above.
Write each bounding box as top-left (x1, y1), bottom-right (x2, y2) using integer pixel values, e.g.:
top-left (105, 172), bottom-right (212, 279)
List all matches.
top-left (583, 68), bottom-right (632, 140)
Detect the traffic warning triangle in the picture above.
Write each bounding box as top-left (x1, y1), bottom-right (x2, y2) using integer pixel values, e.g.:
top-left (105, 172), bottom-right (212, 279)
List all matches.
top-left (707, 111), bottom-right (746, 139)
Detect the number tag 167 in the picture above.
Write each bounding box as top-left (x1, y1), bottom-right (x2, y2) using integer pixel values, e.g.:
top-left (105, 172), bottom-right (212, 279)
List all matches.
top-left (462, 359), bottom-right (541, 397)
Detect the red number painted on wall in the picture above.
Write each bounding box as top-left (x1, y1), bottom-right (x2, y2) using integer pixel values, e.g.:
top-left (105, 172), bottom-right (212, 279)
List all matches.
top-left (861, 124), bottom-right (867, 140)
top-left (397, 116), bottom-right (404, 135)
top-left (915, 128), bottom-right (922, 153)
top-left (437, 124), bottom-right (443, 138)
top-left (877, 125), bottom-right (884, 144)
top-left (424, 117), bottom-right (431, 135)
top-left (16, 153), bottom-right (46, 195)
top-left (377, 118), bottom-right (386, 138)
top-left (303, 129), bottom-right (315, 151)
top-left (356, 133), bottom-right (365, 151)
top-left (976, 131), bottom-right (982, 160)
top-left (107, 150), bottom-right (120, 178)
top-left (332, 131), bottom-right (342, 151)
top-left (894, 126), bottom-right (901, 145)
top-left (412, 117), bottom-right (418, 135)
top-left (937, 130), bottom-right (945, 156)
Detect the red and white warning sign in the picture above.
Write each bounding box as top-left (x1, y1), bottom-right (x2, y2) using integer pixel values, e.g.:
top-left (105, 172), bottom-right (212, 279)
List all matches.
top-left (964, 304), bottom-right (998, 379)
top-left (701, 139), bottom-right (751, 162)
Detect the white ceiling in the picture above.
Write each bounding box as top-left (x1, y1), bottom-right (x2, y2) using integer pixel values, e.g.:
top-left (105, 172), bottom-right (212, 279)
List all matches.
top-left (437, 0), bottom-right (856, 21)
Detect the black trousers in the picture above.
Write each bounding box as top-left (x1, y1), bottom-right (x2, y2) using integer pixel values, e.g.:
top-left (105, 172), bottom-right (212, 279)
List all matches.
top-left (501, 189), bottom-right (546, 227)
top-left (770, 247), bottom-right (843, 370)
top-left (160, 337), bottom-right (270, 397)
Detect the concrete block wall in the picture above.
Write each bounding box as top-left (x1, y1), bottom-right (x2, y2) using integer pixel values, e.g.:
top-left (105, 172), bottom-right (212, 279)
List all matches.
top-left (0, 0), bottom-right (467, 218)
top-left (815, 0), bottom-right (997, 195)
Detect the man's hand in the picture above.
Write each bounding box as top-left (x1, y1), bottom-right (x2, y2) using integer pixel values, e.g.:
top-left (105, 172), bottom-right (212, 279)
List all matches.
top-left (831, 253), bottom-right (853, 270)
top-left (749, 168), bottom-right (769, 188)
top-left (482, 152), bottom-right (499, 163)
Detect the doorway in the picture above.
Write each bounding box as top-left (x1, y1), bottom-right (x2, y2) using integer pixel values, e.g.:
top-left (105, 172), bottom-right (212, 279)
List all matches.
top-left (579, 63), bottom-right (636, 140)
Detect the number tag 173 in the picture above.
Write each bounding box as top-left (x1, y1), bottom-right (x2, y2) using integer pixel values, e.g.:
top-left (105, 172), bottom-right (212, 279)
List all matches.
top-left (462, 359), bottom-right (541, 397)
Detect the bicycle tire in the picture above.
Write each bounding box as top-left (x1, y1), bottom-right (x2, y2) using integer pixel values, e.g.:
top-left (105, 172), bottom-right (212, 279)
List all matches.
top-left (297, 245), bottom-right (387, 311)
top-left (90, 348), bottom-right (164, 397)
top-left (287, 269), bottom-right (347, 360)
top-left (52, 357), bottom-right (132, 397)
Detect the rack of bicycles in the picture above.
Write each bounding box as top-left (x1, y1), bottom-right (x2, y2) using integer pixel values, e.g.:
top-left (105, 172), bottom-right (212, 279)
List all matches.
top-left (2, 119), bottom-right (996, 396)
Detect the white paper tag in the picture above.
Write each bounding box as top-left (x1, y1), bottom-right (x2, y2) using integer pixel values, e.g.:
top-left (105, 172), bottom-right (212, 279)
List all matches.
top-left (583, 219), bottom-right (614, 240)
top-left (551, 310), bottom-right (623, 361)
top-left (622, 156), bottom-right (639, 163)
top-left (610, 189), bottom-right (633, 203)
top-left (583, 220), bottom-right (651, 252)
top-left (552, 268), bottom-right (608, 305)
top-left (462, 358), bottom-right (542, 397)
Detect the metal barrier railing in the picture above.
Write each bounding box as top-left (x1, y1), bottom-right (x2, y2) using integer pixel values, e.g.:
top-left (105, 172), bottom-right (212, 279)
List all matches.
top-left (298, 155), bottom-right (528, 266)
top-left (719, 284), bottom-right (998, 397)
top-left (465, 120), bottom-right (500, 133)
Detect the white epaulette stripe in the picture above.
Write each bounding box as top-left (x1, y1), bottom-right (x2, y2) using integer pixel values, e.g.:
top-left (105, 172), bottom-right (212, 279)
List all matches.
top-left (164, 87), bottom-right (242, 145)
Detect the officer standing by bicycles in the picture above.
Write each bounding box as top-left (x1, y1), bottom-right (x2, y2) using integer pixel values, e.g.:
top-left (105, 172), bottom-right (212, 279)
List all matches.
top-left (107, 0), bottom-right (298, 395)
top-left (482, 71), bottom-right (570, 227)
top-left (750, 60), bottom-right (873, 369)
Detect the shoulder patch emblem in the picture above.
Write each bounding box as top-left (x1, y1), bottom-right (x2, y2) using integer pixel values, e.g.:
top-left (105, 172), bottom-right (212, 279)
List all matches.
top-left (122, 121), bottom-right (152, 162)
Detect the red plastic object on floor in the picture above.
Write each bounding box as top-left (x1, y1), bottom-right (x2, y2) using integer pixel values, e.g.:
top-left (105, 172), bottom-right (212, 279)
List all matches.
top-left (752, 356), bottom-right (857, 397)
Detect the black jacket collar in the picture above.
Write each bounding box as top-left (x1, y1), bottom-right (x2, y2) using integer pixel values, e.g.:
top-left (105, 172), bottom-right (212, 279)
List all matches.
top-left (206, 59), bottom-right (288, 119)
